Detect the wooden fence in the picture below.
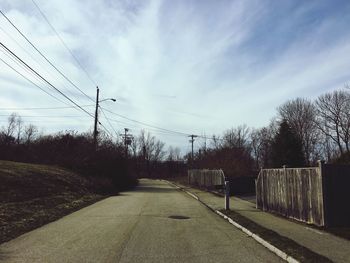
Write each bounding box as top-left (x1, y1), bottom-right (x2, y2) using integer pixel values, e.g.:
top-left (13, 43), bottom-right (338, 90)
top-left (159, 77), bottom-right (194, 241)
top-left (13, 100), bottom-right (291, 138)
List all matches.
top-left (188, 169), bottom-right (225, 188)
top-left (256, 161), bottom-right (350, 227)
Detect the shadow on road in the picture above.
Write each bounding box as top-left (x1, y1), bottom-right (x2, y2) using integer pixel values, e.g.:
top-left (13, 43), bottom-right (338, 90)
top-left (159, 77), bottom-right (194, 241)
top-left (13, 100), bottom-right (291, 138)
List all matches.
top-left (234, 209), bottom-right (262, 213)
top-left (134, 185), bottom-right (178, 194)
top-left (237, 195), bottom-right (256, 204)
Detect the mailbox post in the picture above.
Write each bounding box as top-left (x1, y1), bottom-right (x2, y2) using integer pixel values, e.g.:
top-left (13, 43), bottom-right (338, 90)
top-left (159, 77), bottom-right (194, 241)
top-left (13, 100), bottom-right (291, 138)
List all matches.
top-left (225, 180), bottom-right (230, 210)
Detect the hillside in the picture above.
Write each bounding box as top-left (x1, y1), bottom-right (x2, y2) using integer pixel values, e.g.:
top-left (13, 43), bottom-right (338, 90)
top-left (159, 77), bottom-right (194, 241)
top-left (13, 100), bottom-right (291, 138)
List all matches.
top-left (0, 160), bottom-right (108, 244)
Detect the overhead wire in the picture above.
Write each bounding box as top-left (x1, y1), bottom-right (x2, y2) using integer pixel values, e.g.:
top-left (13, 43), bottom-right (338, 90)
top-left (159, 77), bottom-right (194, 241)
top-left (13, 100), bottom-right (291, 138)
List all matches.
top-left (0, 9), bottom-right (218, 144)
top-left (99, 122), bottom-right (115, 140)
top-left (100, 107), bottom-right (224, 141)
top-left (0, 56), bottom-right (70, 105)
top-left (0, 10), bottom-right (95, 102)
top-left (0, 114), bottom-right (89, 118)
top-left (105, 117), bottom-right (186, 138)
top-left (0, 10), bottom-right (115, 139)
top-left (0, 105), bottom-right (95, 111)
top-left (0, 24), bottom-right (81, 100)
top-left (0, 43), bottom-right (70, 105)
top-left (0, 38), bottom-right (50, 85)
top-left (100, 107), bottom-right (191, 136)
top-left (30, 0), bottom-right (97, 87)
top-left (0, 41), bottom-right (94, 118)
top-left (99, 106), bottom-right (119, 138)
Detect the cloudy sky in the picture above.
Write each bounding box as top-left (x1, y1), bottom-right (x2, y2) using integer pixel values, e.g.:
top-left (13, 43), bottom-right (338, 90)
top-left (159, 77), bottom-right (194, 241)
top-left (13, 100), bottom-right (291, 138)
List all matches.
top-left (1, 0), bottom-right (350, 152)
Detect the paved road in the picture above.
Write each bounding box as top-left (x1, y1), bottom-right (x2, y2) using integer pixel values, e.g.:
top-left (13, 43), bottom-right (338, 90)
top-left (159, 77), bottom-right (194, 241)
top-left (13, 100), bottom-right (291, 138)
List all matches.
top-left (0, 179), bottom-right (281, 263)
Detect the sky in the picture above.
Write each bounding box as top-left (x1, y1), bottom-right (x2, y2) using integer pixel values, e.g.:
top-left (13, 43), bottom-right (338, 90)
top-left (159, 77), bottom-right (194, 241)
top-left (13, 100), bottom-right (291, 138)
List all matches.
top-left (0, 0), bottom-right (350, 153)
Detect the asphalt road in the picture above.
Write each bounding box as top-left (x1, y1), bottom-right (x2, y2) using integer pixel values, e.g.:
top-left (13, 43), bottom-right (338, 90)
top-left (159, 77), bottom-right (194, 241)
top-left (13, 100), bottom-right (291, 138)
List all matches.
top-left (0, 179), bottom-right (282, 263)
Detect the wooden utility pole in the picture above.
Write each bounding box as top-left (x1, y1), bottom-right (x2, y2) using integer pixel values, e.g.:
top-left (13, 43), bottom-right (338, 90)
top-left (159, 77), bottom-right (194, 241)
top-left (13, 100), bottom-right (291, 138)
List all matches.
top-left (93, 86), bottom-right (99, 149)
top-left (124, 128), bottom-right (128, 157)
top-left (120, 128), bottom-right (132, 158)
top-left (189, 134), bottom-right (198, 166)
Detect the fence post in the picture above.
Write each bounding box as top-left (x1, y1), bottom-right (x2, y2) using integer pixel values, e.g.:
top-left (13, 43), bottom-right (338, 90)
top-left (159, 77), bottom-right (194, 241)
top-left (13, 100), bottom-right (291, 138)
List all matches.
top-left (318, 160), bottom-right (327, 226)
top-left (225, 180), bottom-right (230, 210)
top-left (282, 165), bottom-right (287, 174)
top-left (282, 165), bottom-right (287, 214)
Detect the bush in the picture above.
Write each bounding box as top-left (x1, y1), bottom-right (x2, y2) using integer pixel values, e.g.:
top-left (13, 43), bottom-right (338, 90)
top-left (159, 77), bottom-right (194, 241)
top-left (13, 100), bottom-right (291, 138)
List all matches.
top-left (0, 131), bottom-right (138, 192)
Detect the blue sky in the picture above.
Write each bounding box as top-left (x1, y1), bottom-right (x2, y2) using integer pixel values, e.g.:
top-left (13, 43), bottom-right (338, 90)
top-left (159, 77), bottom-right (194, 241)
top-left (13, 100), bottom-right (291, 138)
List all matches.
top-left (0, 0), bottom-right (350, 153)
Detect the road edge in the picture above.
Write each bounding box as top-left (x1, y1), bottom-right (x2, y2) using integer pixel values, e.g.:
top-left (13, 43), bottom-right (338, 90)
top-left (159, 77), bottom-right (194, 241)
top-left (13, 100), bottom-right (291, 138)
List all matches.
top-left (164, 180), bottom-right (299, 263)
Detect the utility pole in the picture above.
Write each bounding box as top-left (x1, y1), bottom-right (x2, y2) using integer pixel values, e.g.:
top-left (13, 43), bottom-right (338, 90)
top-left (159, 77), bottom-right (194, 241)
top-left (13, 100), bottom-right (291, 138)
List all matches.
top-left (124, 128), bottom-right (128, 157)
top-left (92, 87), bottom-right (116, 151)
top-left (93, 86), bottom-right (99, 149)
top-left (120, 128), bottom-right (132, 158)
top-left (189, 134), bottom-right (198, 166)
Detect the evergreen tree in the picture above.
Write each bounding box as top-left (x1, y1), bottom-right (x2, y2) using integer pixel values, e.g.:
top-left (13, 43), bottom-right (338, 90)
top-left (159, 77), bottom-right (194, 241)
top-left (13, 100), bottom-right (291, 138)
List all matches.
top-left (271, 120), bottom-right (305, 167)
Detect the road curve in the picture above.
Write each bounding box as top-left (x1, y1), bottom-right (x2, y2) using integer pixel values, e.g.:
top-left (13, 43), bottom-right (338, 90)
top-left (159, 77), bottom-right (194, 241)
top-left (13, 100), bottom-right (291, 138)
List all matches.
top-left (0, 179), bottom-right (282, 262)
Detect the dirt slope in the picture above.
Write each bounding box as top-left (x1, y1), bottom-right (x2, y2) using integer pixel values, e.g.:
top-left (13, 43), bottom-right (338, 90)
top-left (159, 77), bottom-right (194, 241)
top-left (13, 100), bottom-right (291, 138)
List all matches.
top-left (0, 160), bottom-right (106, 243)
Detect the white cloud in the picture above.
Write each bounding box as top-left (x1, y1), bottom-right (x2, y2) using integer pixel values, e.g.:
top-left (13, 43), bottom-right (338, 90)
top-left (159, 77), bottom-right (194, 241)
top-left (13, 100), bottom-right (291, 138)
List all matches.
top-left (0, 0), bottom-right (350, 153)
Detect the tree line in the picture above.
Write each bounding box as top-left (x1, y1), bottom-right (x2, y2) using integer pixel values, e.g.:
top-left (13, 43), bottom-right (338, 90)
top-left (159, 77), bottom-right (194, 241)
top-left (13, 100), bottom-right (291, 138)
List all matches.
top-left (191, 86), bottom-right (350, 178)
top-left (1, 86), bottom-right (350, 185)
top-left (0, 114), bottom-right (183, 186)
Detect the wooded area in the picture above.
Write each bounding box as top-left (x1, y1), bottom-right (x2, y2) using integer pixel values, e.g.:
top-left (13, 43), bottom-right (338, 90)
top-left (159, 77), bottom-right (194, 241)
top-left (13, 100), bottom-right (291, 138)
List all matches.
top-left (2, 88), bottom-right (350, 197)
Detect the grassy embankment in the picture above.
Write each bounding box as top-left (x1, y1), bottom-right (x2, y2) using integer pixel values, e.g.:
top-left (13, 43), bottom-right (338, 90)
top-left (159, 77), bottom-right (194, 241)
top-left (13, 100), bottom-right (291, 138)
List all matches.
top-left (0, 160), bottom-right (114, 244)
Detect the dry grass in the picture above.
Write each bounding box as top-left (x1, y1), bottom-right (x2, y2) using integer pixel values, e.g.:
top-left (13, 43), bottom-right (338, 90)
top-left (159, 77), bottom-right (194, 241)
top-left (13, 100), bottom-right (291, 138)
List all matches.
top-left (0, 160), bottom-right (107, 244)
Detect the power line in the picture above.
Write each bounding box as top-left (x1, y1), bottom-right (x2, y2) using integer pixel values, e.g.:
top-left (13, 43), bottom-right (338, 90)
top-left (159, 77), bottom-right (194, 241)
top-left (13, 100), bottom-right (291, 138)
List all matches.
top-left (0, 56), bottom-right (69, 105)
top-left (0, 41), bottom-right (94, 118)
top-left (105, 117), bottom-right (187, 138)
top-left (0, 119), bottom-right (82, 123)
top-left (0, 42), bottom-right (60, 96)
top-left (0, 105), bottom-right (95, 111)
top-left (0, 10), bottom-right (95, 102)
top-left (101, 107), bottom-right (225, 141)
top-left (30, 0), bottom-right (97, 87)
top-left (0, 11), bottom-right (115, 140)
top-left (100, 107), bottom-right (191, 136)
top-left (0, 24), bottom-right (81, 100)
top-left (99, 106), bottom-right (119, 138)
top-left (99, 122), bottom-right (115, 140)
top-left (0, 114), bottom-right (89, 118)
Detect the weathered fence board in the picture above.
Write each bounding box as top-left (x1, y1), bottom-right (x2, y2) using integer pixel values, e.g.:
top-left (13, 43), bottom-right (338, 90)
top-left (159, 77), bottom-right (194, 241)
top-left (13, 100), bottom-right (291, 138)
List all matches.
top-left (256, 161), bottom-right (350, 227)
top-left (188, 169), bottom-right (225, 188)
top-left (256, 163), bottom-right (325, 226)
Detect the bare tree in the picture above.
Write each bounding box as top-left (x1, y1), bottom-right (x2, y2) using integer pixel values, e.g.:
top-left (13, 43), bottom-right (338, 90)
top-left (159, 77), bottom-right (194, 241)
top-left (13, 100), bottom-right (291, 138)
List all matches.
top-left (210, 134), bottom-right (222, 149)
top-left (138, 130), bottom-right (166, 162)
top-left (318, 131), bottom-right (339, 162)
top-left (0, 113), bottom-right (20, 145)
top-left (278, 98), bottom-right (320, 165)
top-left (5, 113), bottom-right (18, 138)
top-left (250, 128), bottom-right (263, 169)
top-left (222, 125), bottom-right (250, 149)
top-left (315, 90), bottom-right (350, 156)
top-left (249, 126), bottom-right (275, 169)
top-left (167, 146), bottom-right (181, 161)
top-left (24, 124), bottom-right (38, 144)
top-left (16, 116), bottom-right (23, 144)
top-left (153, 140), bottom-right (166, 161)
top-left (130, 136), bottom-right (138, 157)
